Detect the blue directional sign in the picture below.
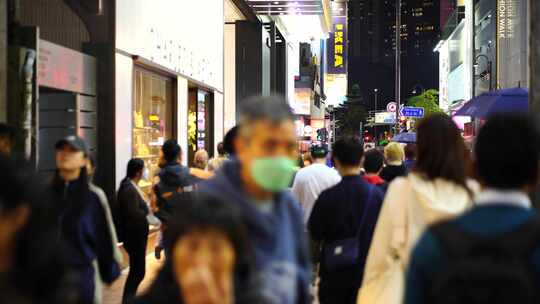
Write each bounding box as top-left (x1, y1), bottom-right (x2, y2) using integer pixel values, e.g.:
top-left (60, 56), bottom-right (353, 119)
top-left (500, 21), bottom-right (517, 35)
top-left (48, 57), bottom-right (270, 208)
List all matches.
top-left (400, 107), bottom-right (425, 118)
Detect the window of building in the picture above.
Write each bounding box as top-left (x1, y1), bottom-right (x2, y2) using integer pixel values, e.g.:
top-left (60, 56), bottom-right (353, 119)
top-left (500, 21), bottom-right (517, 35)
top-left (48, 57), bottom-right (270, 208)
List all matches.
top-left (132, 67), bottom-right (175, 191)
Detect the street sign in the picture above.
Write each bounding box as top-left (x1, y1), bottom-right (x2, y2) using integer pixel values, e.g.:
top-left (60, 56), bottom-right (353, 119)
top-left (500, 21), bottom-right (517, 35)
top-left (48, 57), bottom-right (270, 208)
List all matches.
top-left (387, 102), bottom-right (397, 112)
top-left (375, 112), bottom-right (397, 124)
top-left (400, 106), bottom-right (425, 118)
top-left (303, 125), bottom-right (313, 136)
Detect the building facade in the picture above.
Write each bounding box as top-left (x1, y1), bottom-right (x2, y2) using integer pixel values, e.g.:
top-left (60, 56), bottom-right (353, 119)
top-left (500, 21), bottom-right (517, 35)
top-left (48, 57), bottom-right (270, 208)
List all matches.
top-left (437, 0), bottom-right (530, 115)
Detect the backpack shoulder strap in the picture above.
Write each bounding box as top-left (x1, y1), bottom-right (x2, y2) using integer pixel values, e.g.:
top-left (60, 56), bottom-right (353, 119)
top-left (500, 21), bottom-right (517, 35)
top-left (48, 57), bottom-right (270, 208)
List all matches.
top-left (430, 221), bottom-right (478, 259)
top-left (431, 213), bottom-right (540, 260)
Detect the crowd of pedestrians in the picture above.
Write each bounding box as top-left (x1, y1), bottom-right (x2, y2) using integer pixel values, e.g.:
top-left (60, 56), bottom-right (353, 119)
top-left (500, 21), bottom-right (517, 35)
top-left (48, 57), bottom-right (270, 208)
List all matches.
top-left (0, 96), bottom-right (540, 304)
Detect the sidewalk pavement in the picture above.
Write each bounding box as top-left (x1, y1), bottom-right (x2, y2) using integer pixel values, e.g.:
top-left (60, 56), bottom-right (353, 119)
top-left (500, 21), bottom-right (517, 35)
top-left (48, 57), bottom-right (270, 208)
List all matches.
top-left (102, 253), bottom-right (164, 304)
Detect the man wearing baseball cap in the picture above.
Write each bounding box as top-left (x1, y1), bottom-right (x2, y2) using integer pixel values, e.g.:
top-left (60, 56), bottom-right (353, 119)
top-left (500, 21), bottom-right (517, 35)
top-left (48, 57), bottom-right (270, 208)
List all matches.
top-left (292, 143), bottom-right (341, 224)
top-left (48, 135), bottom-right (120, 304)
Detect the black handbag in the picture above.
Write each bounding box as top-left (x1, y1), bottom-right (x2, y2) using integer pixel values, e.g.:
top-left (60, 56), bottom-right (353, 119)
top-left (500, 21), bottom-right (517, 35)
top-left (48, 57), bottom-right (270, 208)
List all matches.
top-left (323, 186), bottom-right (375, 271)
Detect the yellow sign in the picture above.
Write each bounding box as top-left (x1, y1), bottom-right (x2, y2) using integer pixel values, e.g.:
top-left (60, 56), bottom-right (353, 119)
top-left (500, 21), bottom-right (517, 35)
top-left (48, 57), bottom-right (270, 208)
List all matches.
top-left (334, 23), bottom-right (344, 68)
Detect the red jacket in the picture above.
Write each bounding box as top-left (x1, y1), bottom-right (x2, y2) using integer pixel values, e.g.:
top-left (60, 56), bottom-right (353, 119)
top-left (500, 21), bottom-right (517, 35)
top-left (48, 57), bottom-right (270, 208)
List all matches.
top-left (363, 175), bottom-right (386, 186)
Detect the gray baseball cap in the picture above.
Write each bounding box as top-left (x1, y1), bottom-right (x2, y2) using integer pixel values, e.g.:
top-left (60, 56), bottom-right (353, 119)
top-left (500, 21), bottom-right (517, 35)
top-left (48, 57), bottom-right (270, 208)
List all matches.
top-left (55, 135), bottom-right (89, 155)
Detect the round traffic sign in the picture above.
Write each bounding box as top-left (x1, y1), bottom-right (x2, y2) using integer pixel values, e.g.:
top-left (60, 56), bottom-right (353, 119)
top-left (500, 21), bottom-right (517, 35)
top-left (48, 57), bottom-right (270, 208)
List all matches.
top-left (303, 125), bottom-right (313, 136)
top-left (387, 102), bottom-right (397, 112)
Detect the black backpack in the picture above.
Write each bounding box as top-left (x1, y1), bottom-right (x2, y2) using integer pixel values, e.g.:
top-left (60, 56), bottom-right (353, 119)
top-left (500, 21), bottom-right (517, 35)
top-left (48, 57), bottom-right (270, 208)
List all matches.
top-left (153, 182), bottom-right (196, 223)
top-left (427, 216), bottom-right (540, 304)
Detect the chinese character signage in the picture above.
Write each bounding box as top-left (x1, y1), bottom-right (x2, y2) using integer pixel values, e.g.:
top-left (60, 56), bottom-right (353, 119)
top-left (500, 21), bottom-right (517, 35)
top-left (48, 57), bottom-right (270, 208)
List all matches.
top-left (327, 16), bottom-right (347, 74)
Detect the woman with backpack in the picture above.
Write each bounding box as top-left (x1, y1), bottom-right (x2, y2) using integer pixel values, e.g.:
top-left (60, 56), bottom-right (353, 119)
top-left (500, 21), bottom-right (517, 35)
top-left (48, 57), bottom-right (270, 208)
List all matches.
top-left (357, 114), bottom-right (478, 304)
top-left (117, 158), bottom-right (151, 303)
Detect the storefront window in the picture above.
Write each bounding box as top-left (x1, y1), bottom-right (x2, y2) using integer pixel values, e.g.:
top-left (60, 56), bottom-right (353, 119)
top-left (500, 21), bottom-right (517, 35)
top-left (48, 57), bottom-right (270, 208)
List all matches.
top-left (133, 68), bottom-right (173, 191)
top-left (188, 88), bottom-right (214, 165)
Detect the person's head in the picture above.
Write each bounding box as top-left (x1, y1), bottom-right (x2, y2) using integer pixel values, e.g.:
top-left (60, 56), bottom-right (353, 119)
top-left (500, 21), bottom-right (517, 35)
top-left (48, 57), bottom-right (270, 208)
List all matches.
top-left (475, 114), bottom-right (540, 192)
top-left (126, 158), bottom-right (145, 182)
top-left (303, 152), bottom-right (313, 167)
top-left (0, 157), bottom-right (31, 271)
top-left (143, 195), bottom-right (250, 303)
top-left (55, 136), bottom-right (88, 181)
top-left (193, 149), bottom-right (209, 170)
top-left (384, 142), bottom-right (405, 165)
top-left (364, 149), bottom-right (385, 175)
top-left (310, 144), bottom-right (329, 162)
top-left (404, 143), bottom-right (417, 161)
top-left (236, 96), bottom-right (297, 195)
top-left (217, 142), bottom-right (226, 157)
top-left (0, 124), bottom-right (15, 157)
top-left (332, 136), bottom-right (364, 174)
top-left (223, 126), bottom-right (240, 157)
top-left (415, 113), bottom-right (471, 190)
top-left (163, 139), bottom-right (182, 164)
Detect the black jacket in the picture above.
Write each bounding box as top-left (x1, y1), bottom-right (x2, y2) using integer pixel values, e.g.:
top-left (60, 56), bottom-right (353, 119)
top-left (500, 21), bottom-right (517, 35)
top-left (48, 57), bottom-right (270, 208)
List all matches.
top-left (380, 164), bottom-right (407, 183)
top-left (154, 162), bottom-right (195, 223)
top-left (117, 179), bottom-right (149, 240)
top-left (49, 174), bottom-right (120, 303)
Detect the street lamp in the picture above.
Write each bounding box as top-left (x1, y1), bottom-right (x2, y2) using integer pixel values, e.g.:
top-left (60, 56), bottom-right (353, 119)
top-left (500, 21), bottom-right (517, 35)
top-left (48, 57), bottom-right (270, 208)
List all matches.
top-left (474, 54), bottom-right (493, 91)
top-left (411, 83), bottom-right (426, 105)
top-left (411, 83), bottom-right (426, 97)
top-left (374, 88), bottom-right (379, 112)
top-left (373, 89), bottom-right (379, 143)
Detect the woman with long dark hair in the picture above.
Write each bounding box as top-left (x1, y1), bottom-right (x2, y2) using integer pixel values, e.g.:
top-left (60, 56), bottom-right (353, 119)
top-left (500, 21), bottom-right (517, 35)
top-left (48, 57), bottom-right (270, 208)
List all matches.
top-left (358, 114), bottom-right (478, 304)
top-left (117, 158), bottom-right (151, 303)
top-left (134, 195), bottom-right (255, 304)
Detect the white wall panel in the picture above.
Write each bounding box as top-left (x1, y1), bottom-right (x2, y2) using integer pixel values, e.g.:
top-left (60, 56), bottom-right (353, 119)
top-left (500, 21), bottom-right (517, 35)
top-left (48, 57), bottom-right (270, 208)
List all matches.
top-left (177, 77), bottom-right (189, 166)
top-left (116, 0), bottom-right (224, 91)
top-left (224, 24), bottom-right (236, 132)
top-left (115, 53), bottom-right (133, 189)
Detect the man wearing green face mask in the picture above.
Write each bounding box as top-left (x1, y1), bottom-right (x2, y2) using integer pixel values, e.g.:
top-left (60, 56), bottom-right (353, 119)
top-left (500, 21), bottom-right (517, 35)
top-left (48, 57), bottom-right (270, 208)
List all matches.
top-left (199, 96), bottom-right (311, 304)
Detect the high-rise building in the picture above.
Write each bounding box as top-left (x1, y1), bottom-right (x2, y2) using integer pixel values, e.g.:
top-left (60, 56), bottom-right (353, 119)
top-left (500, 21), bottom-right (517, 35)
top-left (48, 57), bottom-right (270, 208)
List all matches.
top-left (348, 0), bottom-right (441, 109)
top-left (440, 0), bottom-right (457, 28)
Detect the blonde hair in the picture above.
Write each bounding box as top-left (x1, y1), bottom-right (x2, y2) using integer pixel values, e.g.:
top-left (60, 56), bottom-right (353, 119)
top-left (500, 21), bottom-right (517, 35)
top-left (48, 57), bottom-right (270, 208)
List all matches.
top-left (193, 149), bottom-right (209, 170)
top-left (384, 142), bottom-right (405, 163)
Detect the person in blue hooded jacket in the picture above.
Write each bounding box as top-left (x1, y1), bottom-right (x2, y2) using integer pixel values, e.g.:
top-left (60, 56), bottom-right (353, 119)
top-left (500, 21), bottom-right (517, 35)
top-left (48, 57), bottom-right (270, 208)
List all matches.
top-left (48, 136), bottom-right (120, 304)
top-left (199, 95), bottom-right (311, 304)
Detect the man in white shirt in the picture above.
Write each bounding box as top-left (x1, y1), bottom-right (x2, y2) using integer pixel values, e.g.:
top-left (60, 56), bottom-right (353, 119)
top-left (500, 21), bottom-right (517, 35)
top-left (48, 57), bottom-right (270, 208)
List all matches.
top-left (292, 144), bottom-right (341, 224)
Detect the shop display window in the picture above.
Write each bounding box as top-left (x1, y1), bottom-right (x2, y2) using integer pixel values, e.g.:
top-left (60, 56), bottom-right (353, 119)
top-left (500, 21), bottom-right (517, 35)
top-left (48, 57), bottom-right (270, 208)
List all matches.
top-left (188, 88), bottom-right (214, 166)
top-left (133, 68), bottom-right (174, 191)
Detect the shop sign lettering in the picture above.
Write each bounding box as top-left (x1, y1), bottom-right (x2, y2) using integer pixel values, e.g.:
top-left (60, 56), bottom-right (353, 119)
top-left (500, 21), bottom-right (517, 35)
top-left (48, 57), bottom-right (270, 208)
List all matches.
top-left (327, 16), bottom-right (347, 74)
top-left (498, 0), bottom-right (516, 39)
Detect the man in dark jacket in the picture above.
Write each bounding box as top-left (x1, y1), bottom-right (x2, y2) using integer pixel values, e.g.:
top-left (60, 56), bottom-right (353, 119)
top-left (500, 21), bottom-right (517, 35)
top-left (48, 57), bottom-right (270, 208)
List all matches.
top-left (154, 139), bottom-right (194, 223)
top-left (153, 139), bottom-right (195, 258)
top-left (309, 136), bottom-right (384, 304)
top-left (49, 136), bottom-right (120, 304)
top-left (0, 156), bottom-right (79, 304)
top-left (199, 96), bottom-right (311, 304)
top-left (118, 158), bottom-right (150, 303)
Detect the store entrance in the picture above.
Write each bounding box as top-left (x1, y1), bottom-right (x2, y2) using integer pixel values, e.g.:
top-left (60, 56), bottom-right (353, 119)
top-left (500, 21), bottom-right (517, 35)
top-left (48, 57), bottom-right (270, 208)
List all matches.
top-left (132, 67), bottom-right (175, 193)
top-left (188, 86), bottom-right (214, 167)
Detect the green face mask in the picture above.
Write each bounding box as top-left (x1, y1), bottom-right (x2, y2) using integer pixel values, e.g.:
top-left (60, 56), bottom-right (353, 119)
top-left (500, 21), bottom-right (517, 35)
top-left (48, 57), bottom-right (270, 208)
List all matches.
top-left (250, 157), bottom-right (296, 192)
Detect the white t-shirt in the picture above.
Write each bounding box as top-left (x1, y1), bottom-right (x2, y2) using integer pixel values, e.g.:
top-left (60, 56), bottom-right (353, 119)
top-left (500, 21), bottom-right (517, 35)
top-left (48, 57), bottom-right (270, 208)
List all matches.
top-left (291, 163), bottom-right (341, 224)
